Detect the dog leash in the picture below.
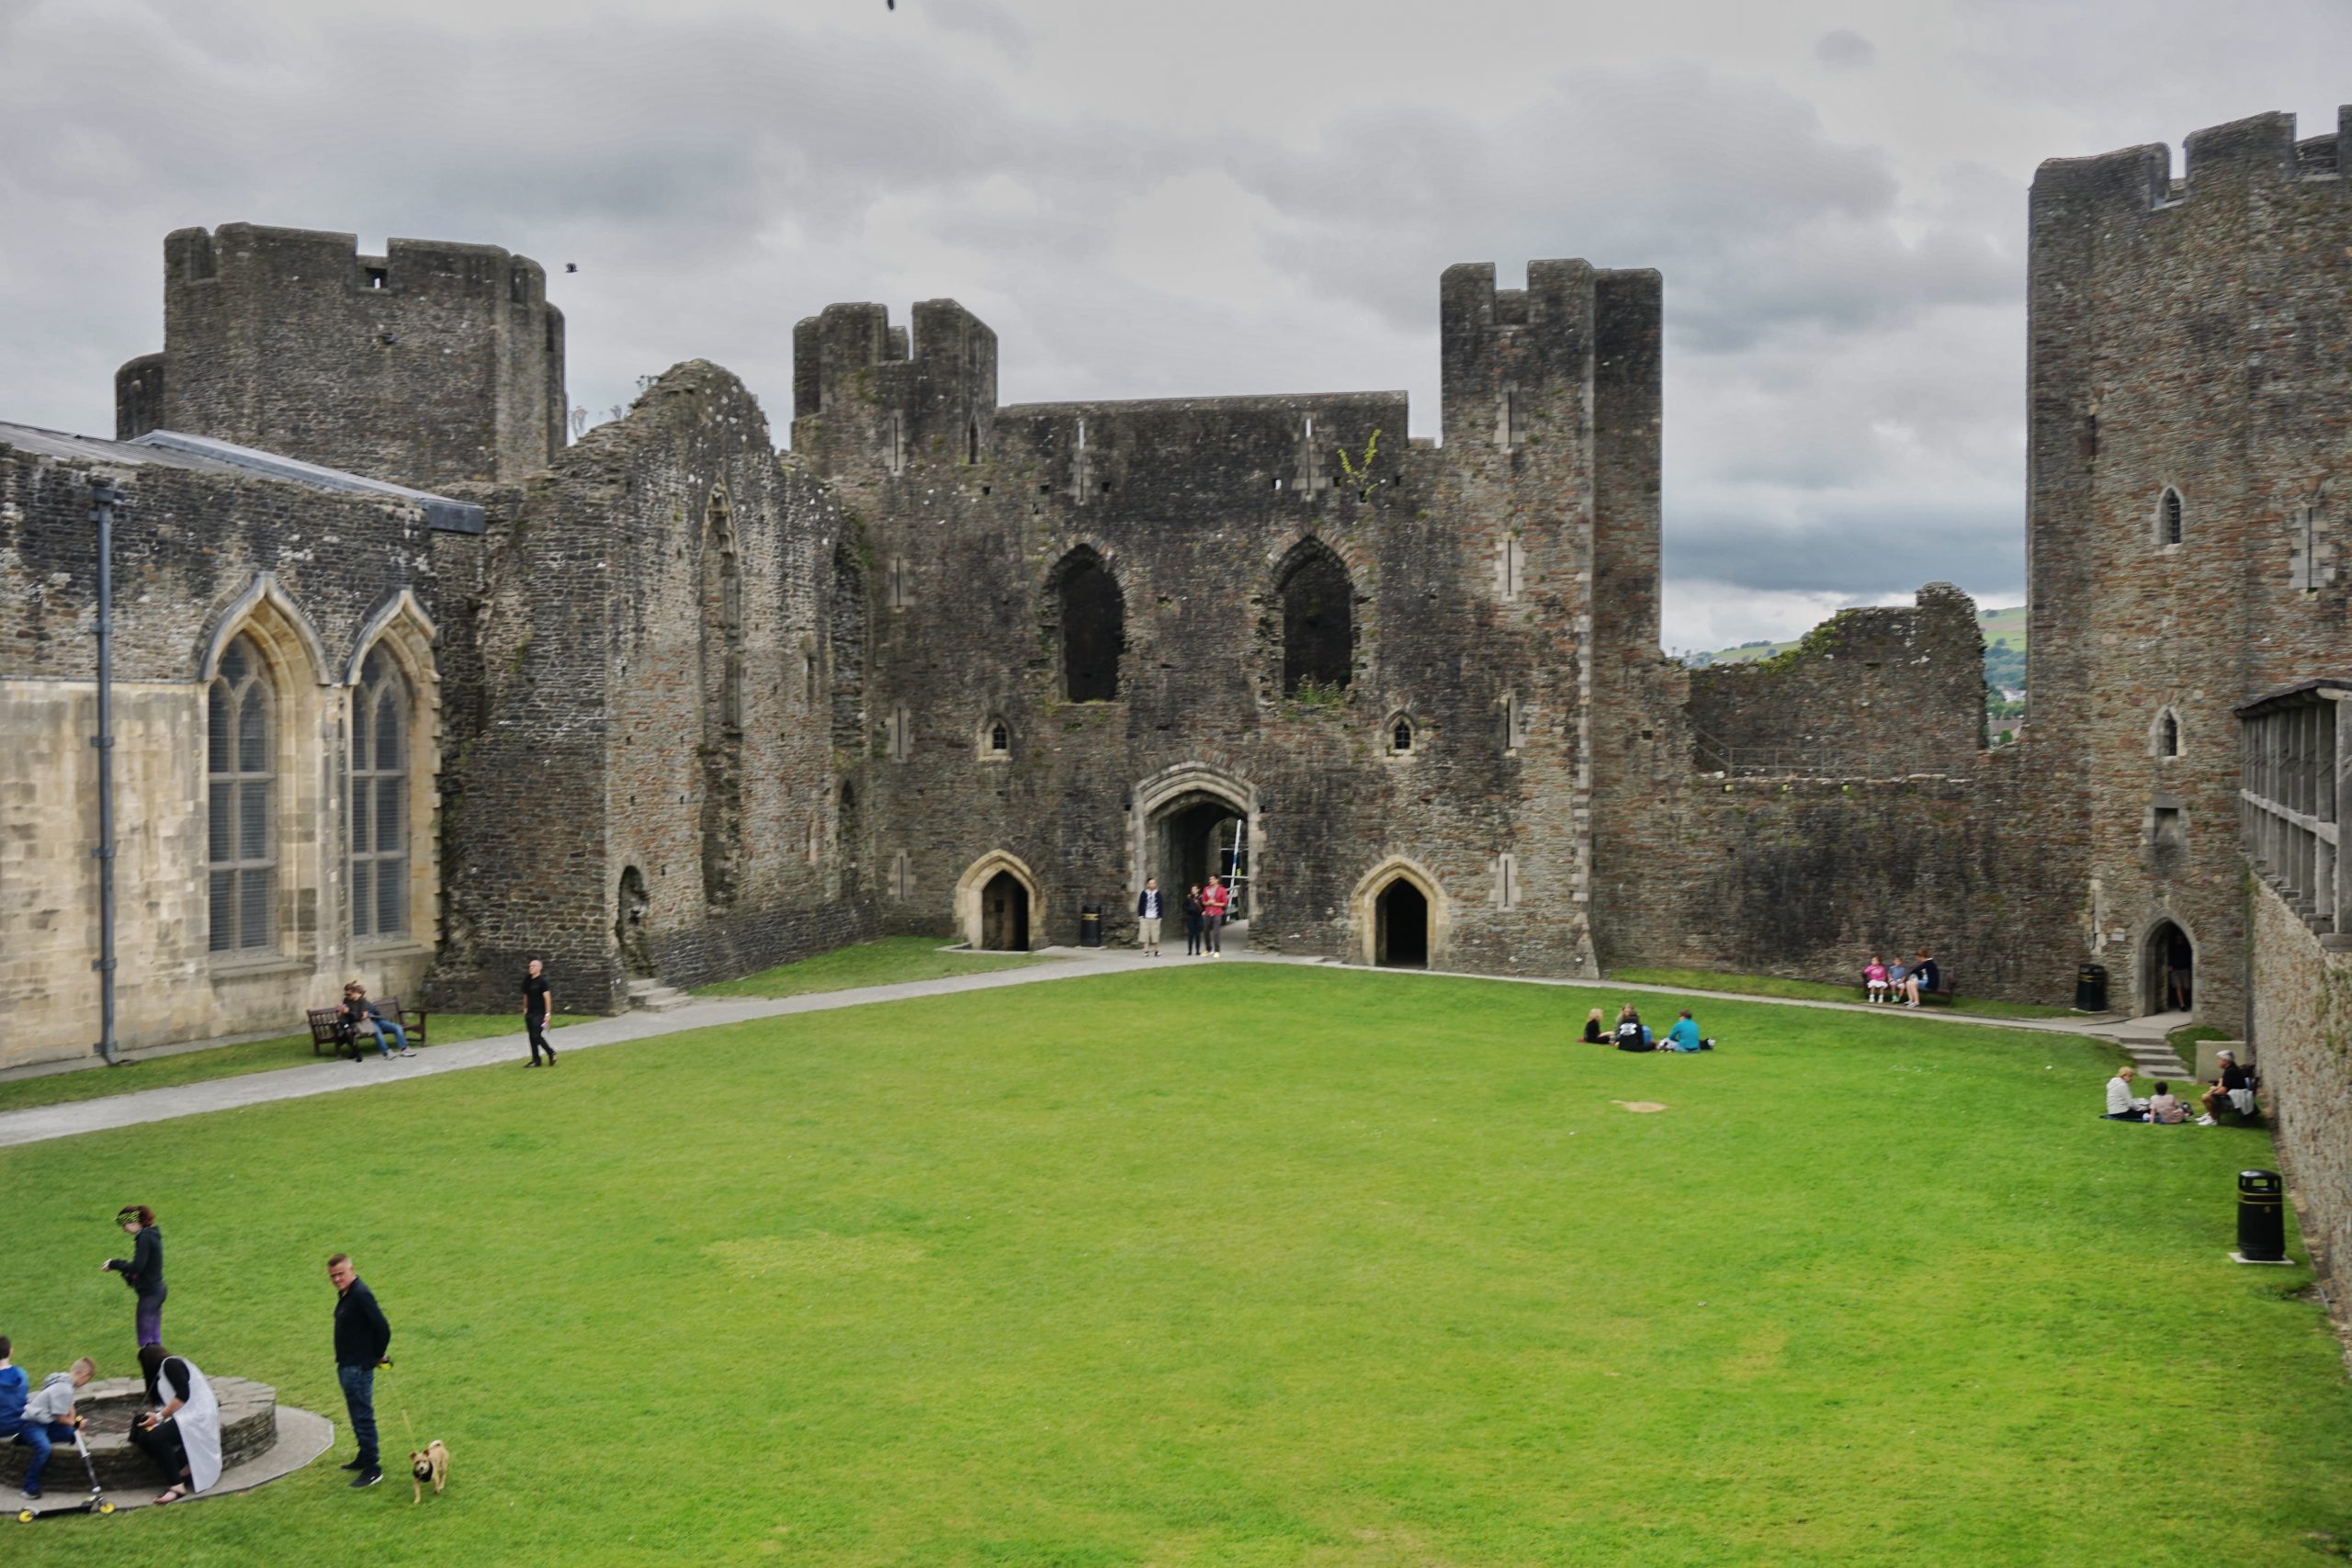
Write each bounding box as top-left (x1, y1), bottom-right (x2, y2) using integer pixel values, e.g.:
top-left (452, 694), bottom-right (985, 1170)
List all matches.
top-left (379, 1358), bottom-right (417, 1440)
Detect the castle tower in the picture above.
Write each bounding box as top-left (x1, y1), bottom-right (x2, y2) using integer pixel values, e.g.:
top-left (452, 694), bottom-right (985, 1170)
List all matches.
top-left (789, 299), bottom-right (998, 482)
top-left (116, 223), bottom-right (566, 490)
top-left (2028, 107), bottom-right (2352, 1025)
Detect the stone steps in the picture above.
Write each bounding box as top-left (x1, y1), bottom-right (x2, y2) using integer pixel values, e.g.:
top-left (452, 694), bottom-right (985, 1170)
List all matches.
top-left (626, 980), bottom-right (692, 1013)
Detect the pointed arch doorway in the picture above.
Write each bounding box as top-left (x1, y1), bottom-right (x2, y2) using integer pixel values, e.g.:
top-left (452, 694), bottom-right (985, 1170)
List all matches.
top-left (2143, 919), bottom-right (2193, 1015)
top-left (1133, 763), bottom-right (1259, 944)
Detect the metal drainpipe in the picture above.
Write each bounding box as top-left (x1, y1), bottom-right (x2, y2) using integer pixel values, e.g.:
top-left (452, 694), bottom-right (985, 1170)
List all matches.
top-left (91, 478), bottom-right (122, 1066)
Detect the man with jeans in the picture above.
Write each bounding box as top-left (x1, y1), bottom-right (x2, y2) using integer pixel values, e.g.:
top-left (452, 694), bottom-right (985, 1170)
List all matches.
top-left (328, 1254), bottom-right (391, 1488)
top-left (13, 1357), bottom-right (93, 1499)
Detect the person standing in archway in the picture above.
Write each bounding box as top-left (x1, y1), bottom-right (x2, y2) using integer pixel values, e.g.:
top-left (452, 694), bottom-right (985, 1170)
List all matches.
top-left (522, 958), bottom-right (556, 1068)
top-left (1183, 886), bottom-right (1204, 956)
top-left (1136, 878), bottom-right (1164, 957)
top-left (1203, 880), bottom-right (1228, 955)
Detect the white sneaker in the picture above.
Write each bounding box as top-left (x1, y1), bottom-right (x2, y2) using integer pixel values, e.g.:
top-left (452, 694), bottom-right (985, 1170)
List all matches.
top-left (2197, 1114), bottom-right (2217, 1126)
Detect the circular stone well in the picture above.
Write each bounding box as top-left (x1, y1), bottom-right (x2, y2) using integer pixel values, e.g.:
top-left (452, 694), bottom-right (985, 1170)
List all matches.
top-left (0, 1378), bottom-right (278, 1492)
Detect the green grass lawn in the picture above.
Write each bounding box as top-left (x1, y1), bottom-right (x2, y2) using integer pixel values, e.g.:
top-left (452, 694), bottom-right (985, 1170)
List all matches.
top-left (694, 934), bottom-right (1049, 998)
top-left (1610, 965), bottom-right (2080, 1021)
top-left (0, 1013), bottom-right (583, 1118)
top-left (3, 966), bottom-right (2345, 1566)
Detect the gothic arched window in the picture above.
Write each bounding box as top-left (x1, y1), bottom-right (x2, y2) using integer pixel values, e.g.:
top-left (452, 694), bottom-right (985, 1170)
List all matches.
top-left (350, 646), bottom-right (410, 941)
top-left (2158, 487), bottom-right (2184, 547)
top-left (1279, 543), bottom-right (1353, 695)
top-left (207, 635), bottom-right (276, 952)
top-left (1054, 547), bottom-right (1124, 702)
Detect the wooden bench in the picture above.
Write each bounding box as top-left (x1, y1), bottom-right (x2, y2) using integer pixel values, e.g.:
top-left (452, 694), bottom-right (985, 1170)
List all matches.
top-left (306, 998), bottom-right (430, 1057)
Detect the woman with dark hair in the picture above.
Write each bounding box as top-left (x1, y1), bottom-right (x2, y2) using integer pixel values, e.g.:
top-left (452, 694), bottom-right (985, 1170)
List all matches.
top-left (129, 1345), bottom-right (220, 1505)
top-left (102, 1205), bottom-right (166, 1349)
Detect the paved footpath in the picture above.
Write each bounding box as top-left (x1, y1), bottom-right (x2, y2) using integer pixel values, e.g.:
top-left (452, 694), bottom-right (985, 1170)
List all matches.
top-left (0, 946), bottom-right (2134, 1149)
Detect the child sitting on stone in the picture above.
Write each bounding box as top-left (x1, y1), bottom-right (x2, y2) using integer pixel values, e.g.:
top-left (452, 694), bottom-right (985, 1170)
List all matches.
top-left (13, 1355), bottom-right (93, 1501)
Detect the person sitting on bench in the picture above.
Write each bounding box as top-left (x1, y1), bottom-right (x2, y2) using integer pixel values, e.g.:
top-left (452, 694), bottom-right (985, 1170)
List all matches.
top-left (339, 983), bottom-right (414, 1062)
top-left (2198, 1052), bottom-right (2254, 1124)
top-left (1903, 949), bottom-right (1940, 1008)
top-left (13, 1357), bottom-right (94, 1500)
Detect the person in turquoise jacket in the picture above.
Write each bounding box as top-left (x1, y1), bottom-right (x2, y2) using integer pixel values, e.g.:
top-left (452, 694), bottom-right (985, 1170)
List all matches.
top-left (1661, 1010), bottom-right (1709, 1052)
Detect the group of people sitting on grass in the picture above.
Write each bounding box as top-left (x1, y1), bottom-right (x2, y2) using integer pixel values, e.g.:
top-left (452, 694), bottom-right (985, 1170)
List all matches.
top-left (1861, 950), bottom-right (1940, 1007)
top-left (2103, 1056), bottom-right (2256, 1126)
top-left (1583, 1005), bottom-right (1714, 1053)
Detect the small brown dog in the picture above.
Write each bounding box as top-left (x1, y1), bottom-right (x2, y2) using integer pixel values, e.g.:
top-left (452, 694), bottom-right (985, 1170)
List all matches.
top-left (410, 1439), bottom-right (448, 1503)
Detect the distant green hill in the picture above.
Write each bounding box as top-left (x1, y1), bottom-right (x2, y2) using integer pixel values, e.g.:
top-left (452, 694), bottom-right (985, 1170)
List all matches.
top-left (1684, 604), bottom-right (2028, 726)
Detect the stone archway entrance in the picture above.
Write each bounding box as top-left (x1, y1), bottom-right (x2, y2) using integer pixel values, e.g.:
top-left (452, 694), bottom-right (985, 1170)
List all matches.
top-left (955, 852), bottom-right (1045, 952)
top-left (616, 865), bottom-right (654, 979)
top-left (1348, 857), bottom-right (1450, 969)
top-left (981, 871), bottom-right (1031, 951)
top-left (1133, 763), bottom-right (1260, 930)
top-left (1375, 879), bottom-right (1430, 968)
top-left (2143, 918), bottom-right (2193, 1014)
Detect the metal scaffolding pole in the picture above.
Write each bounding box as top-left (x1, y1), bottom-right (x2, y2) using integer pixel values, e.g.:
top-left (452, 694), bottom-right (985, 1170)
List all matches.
top-left (91, 479), bottom-right (121, 1066)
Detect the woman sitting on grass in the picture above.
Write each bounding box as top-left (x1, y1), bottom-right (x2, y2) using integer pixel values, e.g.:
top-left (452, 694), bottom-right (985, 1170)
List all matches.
top-left (1582, 1008), bottom-right (1607, 1044)
top-left (1613, 1005), bottom-right (1654, 1052)
top-left (2146, 1082), bottom-right (2187, 1124)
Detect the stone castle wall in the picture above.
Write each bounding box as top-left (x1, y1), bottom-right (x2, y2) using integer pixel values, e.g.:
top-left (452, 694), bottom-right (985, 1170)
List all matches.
top-left (0, 439), bottom-right (451, 1067)
top-left (2029, 108), bottom-right (2352, 1026)
top-left (786, 261), bottom-right (1665, 976)
top-left (430, 362), bottom-right (876, 1012)
top-left (2249, 879), bottom-right (2352, 1298)
top-left (1686, 584), bottom-right (1985, 777)
top-left (115, 224), bottom-right (566, 490)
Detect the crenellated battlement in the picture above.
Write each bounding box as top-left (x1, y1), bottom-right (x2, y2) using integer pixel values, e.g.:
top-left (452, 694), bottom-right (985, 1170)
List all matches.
top-left (2032, 106), bottom-right (2352, 220)
top-left (790, 299), bottom-right (998, 478)
top-left (121, 221), bottom-right (566, 488)
top-left (164, 223), bottom-right (554, 308)
top-left (1439, 259), bottom-right (1660, 452)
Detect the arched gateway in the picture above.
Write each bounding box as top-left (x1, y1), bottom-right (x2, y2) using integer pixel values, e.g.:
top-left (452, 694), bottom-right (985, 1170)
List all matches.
top-left (1131, 763), bottom-right (1259, 926)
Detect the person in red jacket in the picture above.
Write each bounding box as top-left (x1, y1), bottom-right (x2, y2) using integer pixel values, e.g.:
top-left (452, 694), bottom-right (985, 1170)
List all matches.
top-left (1202, 882), bottom-right (1229, 955)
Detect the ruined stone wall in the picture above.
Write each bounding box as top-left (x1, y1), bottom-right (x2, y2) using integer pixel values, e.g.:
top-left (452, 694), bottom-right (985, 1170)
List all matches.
top-left (0, 440), bottom-right (450, 1066)
top-left (433, 363), bottom-right (873, 1011)
top-left (2248, 879), bottom-right (2352, 1298)
top-left (2029, 108), bottom-right (2352, 1024)
top-left (116, 223), bottom-right (566, 490)
top-left (788, 262), bottom-right (1657, 976)
top-left (1686, 585), bottom-right (1985, 776)
top-left (1596, 746), bottom-right (2075, 1004)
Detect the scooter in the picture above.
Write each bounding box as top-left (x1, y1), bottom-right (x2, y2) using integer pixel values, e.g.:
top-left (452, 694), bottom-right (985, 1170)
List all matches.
top-left (11, 1425), bottom-right (115, 1522)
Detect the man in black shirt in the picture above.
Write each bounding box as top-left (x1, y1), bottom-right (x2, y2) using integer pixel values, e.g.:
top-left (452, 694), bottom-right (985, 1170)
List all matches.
top-left (328, 1253), bottom-right (391, 1488)
top-left (522, 957), bottom-right (556, 1068)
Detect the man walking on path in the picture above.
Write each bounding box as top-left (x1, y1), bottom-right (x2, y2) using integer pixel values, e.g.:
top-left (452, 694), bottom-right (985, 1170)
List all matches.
top-left (523, 958), bottom-right (557, 1067)
top-left (1136, 878), bottom-right (1164, 957)
top-left (328, 1253), bottom-right (390, 1488)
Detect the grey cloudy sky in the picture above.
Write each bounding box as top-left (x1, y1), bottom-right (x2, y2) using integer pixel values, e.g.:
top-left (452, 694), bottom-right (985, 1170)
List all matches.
top-left (5, 0), bottom-right (2349, 648)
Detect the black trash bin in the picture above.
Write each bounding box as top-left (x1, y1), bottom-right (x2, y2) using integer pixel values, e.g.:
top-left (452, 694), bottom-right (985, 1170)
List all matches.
top-left (1079, 904), bottom-right (1102, 948)
top-left (2074, 963), bottom-right (2109, 1013)
top-left (2237, 1169), bottom-right (2286, 1262)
